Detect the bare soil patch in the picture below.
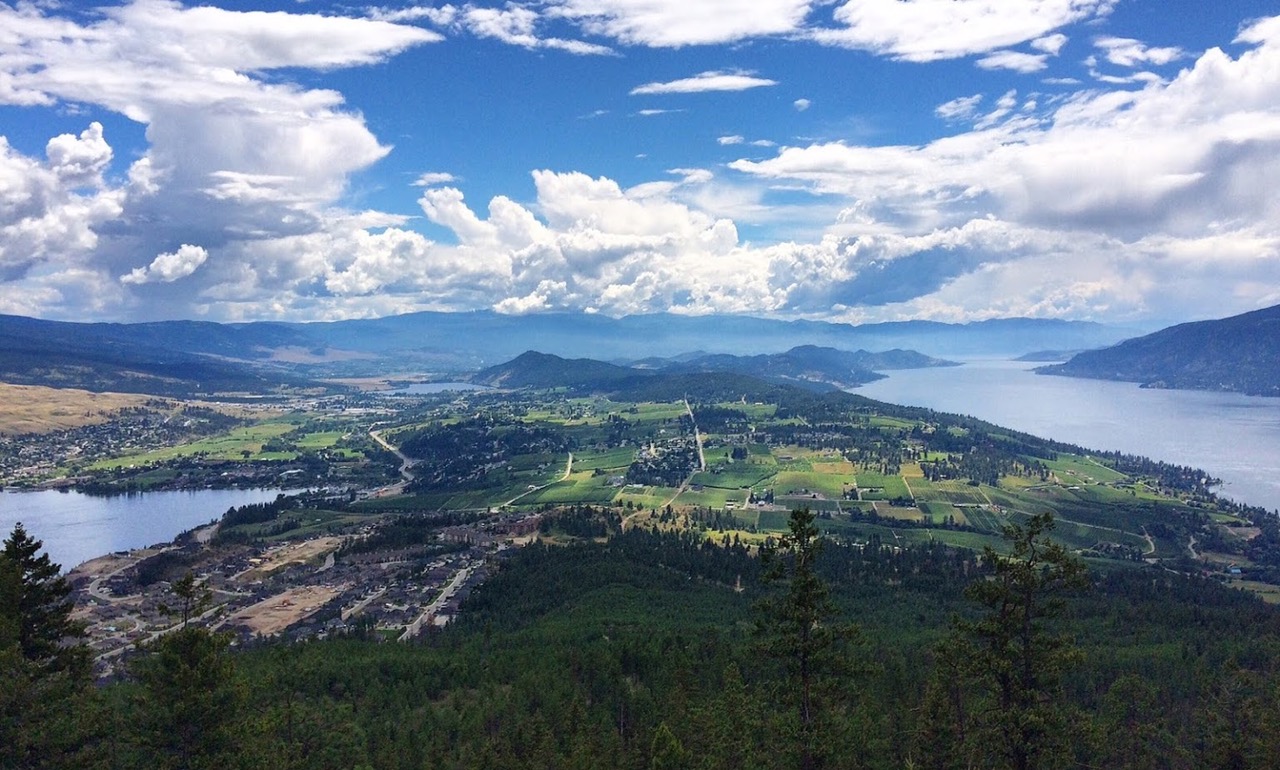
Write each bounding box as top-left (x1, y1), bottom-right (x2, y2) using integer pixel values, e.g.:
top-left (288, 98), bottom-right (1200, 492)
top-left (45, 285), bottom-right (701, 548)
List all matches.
top-left (228, 584), bottom-right (348, 636)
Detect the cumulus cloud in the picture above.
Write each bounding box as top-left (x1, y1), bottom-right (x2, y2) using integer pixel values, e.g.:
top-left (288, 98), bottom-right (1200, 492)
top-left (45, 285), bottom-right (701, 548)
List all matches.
top-left (793, 98), bottom-right (812, 111)
top-left (812, 0), bottom-right (1115, 61)
top-left (721, 18), bottom-right (1280, 319)
top-left (120, 244), bottom-right (209, 285)
top-left (718, 135), bottom-right (746, 145)
top-left (0, 0), bottom-right (437, 318)
top-left (631, 70), bottom-right (777, 95)
top-left (0, 125), bottom-right (125, 271)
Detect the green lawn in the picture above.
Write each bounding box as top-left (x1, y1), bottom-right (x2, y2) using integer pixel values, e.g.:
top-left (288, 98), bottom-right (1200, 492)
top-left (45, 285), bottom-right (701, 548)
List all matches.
top-left (90, 420), bottom-right (301, 468)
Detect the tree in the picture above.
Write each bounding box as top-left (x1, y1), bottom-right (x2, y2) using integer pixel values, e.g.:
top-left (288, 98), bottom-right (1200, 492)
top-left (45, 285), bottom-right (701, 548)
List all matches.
top-left (925, 512), bottom-right (1087, 770)
top-left (0, 523), bottom-right (94, 769)
top-left (756, 507), bottom-right (855, 770)
top-left (132, 572), bottom-right (244, 769)
top-left (0, 522), bottom-right (85, 674)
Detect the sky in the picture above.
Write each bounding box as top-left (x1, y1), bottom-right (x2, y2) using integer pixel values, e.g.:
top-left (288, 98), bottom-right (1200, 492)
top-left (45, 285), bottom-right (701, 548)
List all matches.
top-left (2, 0), bottom-right (1280, 326)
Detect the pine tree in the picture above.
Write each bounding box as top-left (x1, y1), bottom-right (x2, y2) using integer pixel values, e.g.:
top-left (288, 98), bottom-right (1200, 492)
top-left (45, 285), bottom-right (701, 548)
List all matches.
top-left (0, 523), bottom-right (93, 768)
top-left (756, 507), bottom-right (856, 770)
top-left (1, 522), bottom-right (86, 674)
top-left (930, 512), bottom-right (1087, 770)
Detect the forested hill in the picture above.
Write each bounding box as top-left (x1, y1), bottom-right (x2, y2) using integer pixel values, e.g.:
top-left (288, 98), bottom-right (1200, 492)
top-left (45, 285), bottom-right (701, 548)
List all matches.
top-left (648, 345), bottom-right (957, 388)
top-left (471, 346), bottom-right (957, 393)
top-left (471, 351), bottom-right (649, 390)
top-left (1038, 303), bottom-right (1280, 396)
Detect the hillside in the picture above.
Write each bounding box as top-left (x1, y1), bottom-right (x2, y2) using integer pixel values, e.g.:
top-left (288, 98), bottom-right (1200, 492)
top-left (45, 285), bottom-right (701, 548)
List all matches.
top-left (470, 351), bottom-right (648, 390)
top-left (1038, 304), bottom-right (1280, 396)
top-left (0, 311), bottom-right (1138, 383)
top-left (470, 346), bottom-right (957, 393)
top-left (0, 315), bottom-right (331, 397)
top-left (660, 345), bottom-right (956, 388)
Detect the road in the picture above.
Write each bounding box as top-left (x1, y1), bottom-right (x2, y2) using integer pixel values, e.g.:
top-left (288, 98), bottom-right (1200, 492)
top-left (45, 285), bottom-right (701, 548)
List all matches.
top-left (501, 452), bottom-right (573, 507)
top-left (368, 427), bottom-right (415, 496)
top-left (624, 403), bottom-right (705, 529)
top-left (684, 398), bottom-right (707, 472)
top-left (399, 565), bottom-right (474, 641)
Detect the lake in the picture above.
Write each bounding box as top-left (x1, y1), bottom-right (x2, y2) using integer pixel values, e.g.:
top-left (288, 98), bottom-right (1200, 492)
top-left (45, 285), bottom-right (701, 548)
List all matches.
top-left (0, 487), bottom-right (290, 571)
top-left (857, 360), bottom-right (1280, 513)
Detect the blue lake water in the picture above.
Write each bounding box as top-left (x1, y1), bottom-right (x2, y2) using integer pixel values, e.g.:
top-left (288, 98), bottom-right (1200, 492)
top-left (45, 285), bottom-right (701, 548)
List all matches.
top-left (0, 487), bottom-right (289, 571)
top-left (856, 359), bottom-right (1280, 514)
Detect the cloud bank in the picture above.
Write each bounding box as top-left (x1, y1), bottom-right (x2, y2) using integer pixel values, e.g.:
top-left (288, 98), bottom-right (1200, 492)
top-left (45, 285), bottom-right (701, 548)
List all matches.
top-left (1, 2), bottom-right (1279, 328)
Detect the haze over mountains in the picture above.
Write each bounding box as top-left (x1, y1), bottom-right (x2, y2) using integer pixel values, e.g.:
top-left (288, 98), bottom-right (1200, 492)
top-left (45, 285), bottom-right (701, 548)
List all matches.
top-left (0, 311), bottom-right (1137, 397)
top-left (3, 305), bottom-right (1278, 398)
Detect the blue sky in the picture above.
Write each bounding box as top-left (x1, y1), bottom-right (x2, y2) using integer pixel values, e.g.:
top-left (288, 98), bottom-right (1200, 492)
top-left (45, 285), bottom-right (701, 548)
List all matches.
top-left (2, 0), bottom-right (1279, 325)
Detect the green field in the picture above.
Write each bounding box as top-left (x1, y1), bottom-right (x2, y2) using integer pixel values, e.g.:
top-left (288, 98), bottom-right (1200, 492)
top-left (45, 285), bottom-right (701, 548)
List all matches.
top-left (773, 470), bottom-right (850, 498)
top-left (1045, 455), bottom-right (1128, 484)
top-left (528, 472), bottom-right (620, 505)
top-left (571, 447), bottom-right (636, 471)
top-left (691, 462), bottom-right (777, 489)
top-left (855, 472), bottom-right (910, 500)
top-left (677, 486), bottom-right (748, 509)
top-left (91, 420), bottom-right (301, 468)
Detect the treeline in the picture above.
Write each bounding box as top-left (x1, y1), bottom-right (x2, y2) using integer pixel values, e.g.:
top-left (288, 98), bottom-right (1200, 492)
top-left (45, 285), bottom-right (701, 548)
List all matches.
top-left (8, 511), bottom-right (1280, 768)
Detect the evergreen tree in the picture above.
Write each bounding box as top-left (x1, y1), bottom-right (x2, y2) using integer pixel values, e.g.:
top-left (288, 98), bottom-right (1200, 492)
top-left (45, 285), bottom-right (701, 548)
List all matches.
top-left (132, 575), bottom-right (244, 770)
top-left (927, 512), bottom-right (1087, 770)
top-left (0, 523), bottom-right (93, 768)
top-left (756, 508), bottom-right (856, 770)
top-left (0, 522), bottom-right (85, 674)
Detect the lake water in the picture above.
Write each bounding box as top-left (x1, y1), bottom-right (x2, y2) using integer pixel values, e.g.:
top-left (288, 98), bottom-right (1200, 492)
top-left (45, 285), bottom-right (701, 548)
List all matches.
top-left (0, 487), bottom-right (289, 571)
top-left (857, 360), bottom-right (1280, 514)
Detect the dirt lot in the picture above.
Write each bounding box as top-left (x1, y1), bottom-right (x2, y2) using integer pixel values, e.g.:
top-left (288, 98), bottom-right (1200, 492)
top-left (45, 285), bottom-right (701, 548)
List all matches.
top-left (0, 383), bottom-right (154, 435)
top-left (227, 584), bottom-right (349, 636)
top-left (239, 537), bottom-right (343, 580)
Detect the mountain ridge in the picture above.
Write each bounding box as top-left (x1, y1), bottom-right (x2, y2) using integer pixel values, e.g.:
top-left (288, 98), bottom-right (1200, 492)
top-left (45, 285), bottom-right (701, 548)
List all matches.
top-left (1036, 303), bottom-right (1280, 397)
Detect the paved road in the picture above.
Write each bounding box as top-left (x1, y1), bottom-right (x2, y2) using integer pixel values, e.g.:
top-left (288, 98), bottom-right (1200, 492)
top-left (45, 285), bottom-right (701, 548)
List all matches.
top-left (368, 427), bottom-right (415, 496)
top-left (400, 565), bottom-right (474, 641)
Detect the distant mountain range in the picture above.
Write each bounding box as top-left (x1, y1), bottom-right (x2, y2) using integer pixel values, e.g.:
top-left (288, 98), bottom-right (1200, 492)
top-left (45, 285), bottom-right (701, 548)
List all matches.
top-left (0, 310), bottom-right (1151, 397)
top-left (1037, 304), bottom-right (1280, 397)
top-left (473, 345), bottom-right (958, 393)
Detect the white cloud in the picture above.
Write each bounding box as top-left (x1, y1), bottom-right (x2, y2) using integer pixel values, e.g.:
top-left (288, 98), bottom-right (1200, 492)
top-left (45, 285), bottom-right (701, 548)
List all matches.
top-left (631, 70), bottom-right (778, 95)
top-left (813, 0), bottom-right (1114, 61)
top-left (636, 108), bottom-right (682, 116)
top-left (935, 94), bottom-right (983, 121)
top-left (1095, 36), bottom-right (1184, 67)
top-left (120, 244), bottom-right (209, 285)
top-left (0, 126), bottom-right (124, 271)
top-left (793, 98), bottom-right (812, 111)
top-left (718, 135), bottom-right (746, 145)
top-left (45, 123), bottom-right (113, 188)
top-left (458, 5), bottom-right (614, 55)
top-left (721, 20), bottom-right (1280, 320)
top-left (977, 50), bottom-right (1050, 73)
top-left (1031, 33), bottom-right (1068, 55)
top-left (413, 172), bottom-right (459, 187)
top-left (367, 5), bottom-right (459, 26)
top-left (546, 0), bottom-right (813, 47)
top-left (0, 1), bottom-right (438, 318)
